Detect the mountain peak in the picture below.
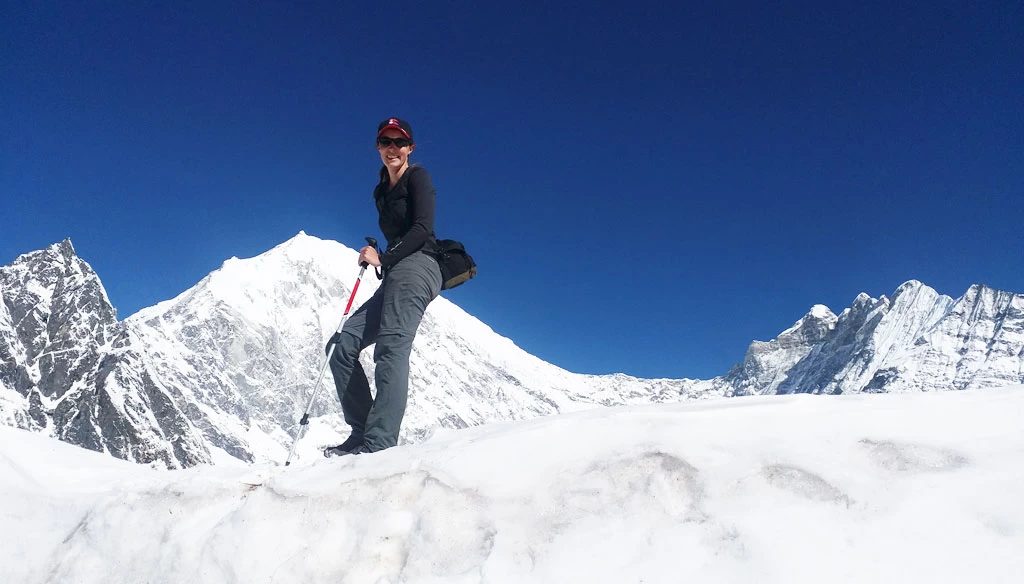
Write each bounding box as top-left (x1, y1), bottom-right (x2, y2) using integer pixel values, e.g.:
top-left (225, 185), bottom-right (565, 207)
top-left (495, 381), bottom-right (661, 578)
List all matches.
top-left (963, 282), bottom-right (1018, 301)
top-left (889, 280), bottom-right (935, 303)
top-left (807, 304), bottom-right (835, 321)
top-left (5, 238), bottom-right (77, 270)
top-left (777, 304), bottom-right (837, 342)
top-left (46, 238), bottom-right (77, 260)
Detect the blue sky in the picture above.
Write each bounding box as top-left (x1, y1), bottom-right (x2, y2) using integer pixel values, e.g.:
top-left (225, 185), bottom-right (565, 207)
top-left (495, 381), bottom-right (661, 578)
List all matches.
top-left (3, 1), bottom-right (1022, 380)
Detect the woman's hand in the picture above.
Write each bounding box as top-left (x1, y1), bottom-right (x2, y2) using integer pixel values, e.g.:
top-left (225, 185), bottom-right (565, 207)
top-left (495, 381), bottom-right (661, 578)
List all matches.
top-left (359, 246), bottom-right (381, 267)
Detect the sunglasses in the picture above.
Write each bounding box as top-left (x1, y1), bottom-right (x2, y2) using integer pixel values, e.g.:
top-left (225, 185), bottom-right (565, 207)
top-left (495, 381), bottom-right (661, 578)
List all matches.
top-left (377, 136), bottom-right (413, 148)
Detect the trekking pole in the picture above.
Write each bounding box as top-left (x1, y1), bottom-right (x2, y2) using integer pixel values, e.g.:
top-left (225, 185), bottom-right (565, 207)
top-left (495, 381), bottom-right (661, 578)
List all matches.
top-left (284, 237), bottom-right (377, 466)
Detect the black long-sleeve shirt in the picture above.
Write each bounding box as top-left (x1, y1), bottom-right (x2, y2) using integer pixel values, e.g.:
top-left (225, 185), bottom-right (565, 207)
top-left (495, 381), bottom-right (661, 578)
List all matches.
top-left (374, 165), bottom-right (437, 269)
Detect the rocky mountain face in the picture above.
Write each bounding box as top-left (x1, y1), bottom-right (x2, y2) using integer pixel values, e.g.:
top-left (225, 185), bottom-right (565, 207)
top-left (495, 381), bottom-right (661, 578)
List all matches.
top-left (0, 240), bottom-right (212, 467)
top-left (2, 234), bottom-right (1021, 468)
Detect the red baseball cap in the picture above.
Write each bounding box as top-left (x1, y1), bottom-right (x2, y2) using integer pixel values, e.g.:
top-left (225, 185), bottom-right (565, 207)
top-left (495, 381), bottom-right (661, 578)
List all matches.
top-left (376, 117), bottom-right (413, 141)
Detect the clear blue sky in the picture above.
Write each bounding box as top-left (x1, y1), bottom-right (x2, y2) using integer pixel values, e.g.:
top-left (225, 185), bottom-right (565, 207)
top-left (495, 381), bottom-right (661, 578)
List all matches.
top-left (3, 1), bottom-right (1022, 380)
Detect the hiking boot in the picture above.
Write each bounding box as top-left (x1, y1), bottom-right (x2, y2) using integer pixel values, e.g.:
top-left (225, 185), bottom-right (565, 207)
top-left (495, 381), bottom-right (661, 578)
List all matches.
top-left (324, 443), bottom-right (369, 457)
top-left (323, 435), bottom-right (364, 458)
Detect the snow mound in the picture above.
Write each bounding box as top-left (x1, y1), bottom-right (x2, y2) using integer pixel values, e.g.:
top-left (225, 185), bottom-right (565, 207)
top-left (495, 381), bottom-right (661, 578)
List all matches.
top-left (2, 387), bottom-right (1023, 583)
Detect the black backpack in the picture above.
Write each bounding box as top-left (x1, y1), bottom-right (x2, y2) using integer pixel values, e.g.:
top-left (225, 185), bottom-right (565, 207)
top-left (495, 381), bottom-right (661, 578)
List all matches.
top-left (433, 239), bottom-right (477, 290)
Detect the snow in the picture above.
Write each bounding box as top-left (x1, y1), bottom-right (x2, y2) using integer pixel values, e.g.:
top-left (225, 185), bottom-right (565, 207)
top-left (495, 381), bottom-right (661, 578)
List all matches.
top-left (0, 388), bottom-right (29, 427)
top-left (3, 386), bottom-right (1022, 583)
top-left (808, 303), bottom-right (832, 319)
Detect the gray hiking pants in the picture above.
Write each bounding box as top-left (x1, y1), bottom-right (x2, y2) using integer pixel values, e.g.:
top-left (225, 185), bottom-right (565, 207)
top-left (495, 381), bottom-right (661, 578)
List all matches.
top-left (328, 250), bottom-right (442, 452)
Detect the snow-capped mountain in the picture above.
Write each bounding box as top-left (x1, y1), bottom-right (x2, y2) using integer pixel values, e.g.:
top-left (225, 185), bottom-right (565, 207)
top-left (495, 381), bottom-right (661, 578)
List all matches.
top-left (717, 280), bottom-right (1024, 396)
top-left (1, 234), bottom-right (1022, 468)
top-left (0, 234), bottom-right (707, 468)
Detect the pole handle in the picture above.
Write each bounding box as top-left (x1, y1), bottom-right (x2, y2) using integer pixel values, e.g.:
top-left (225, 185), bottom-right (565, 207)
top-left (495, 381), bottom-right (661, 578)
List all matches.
top-left (359, 236), bottom-right (379, 269)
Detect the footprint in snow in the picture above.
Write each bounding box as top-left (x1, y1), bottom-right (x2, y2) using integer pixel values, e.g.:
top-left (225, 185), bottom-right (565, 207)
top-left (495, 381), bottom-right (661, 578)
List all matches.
top-left (859, 439), bottom-right (968, 473)
top-left (761, 464), bottom-right (853, 507)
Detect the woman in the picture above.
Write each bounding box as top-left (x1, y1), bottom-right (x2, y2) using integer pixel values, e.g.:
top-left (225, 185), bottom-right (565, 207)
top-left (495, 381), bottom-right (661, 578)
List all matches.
top-left (324, 117), bottom-right (442, 456)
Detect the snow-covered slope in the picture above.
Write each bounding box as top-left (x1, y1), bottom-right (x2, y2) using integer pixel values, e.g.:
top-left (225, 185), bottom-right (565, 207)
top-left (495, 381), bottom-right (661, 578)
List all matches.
top-left (3, 387), bottom-right (1022, 584)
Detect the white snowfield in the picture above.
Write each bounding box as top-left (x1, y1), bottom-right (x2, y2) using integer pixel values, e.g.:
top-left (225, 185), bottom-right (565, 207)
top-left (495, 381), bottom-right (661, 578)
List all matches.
top-left (2, 387), bottom-right (1022, 584)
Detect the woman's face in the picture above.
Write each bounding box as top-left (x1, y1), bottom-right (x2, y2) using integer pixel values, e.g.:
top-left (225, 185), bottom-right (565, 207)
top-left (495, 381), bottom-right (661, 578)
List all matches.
top-left (377, 128), bottom-right (415, 173)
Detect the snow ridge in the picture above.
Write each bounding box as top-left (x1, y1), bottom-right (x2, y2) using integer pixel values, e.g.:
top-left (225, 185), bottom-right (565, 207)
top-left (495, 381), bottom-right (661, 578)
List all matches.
top-left (3, 387), bottom-right (1022, 583)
